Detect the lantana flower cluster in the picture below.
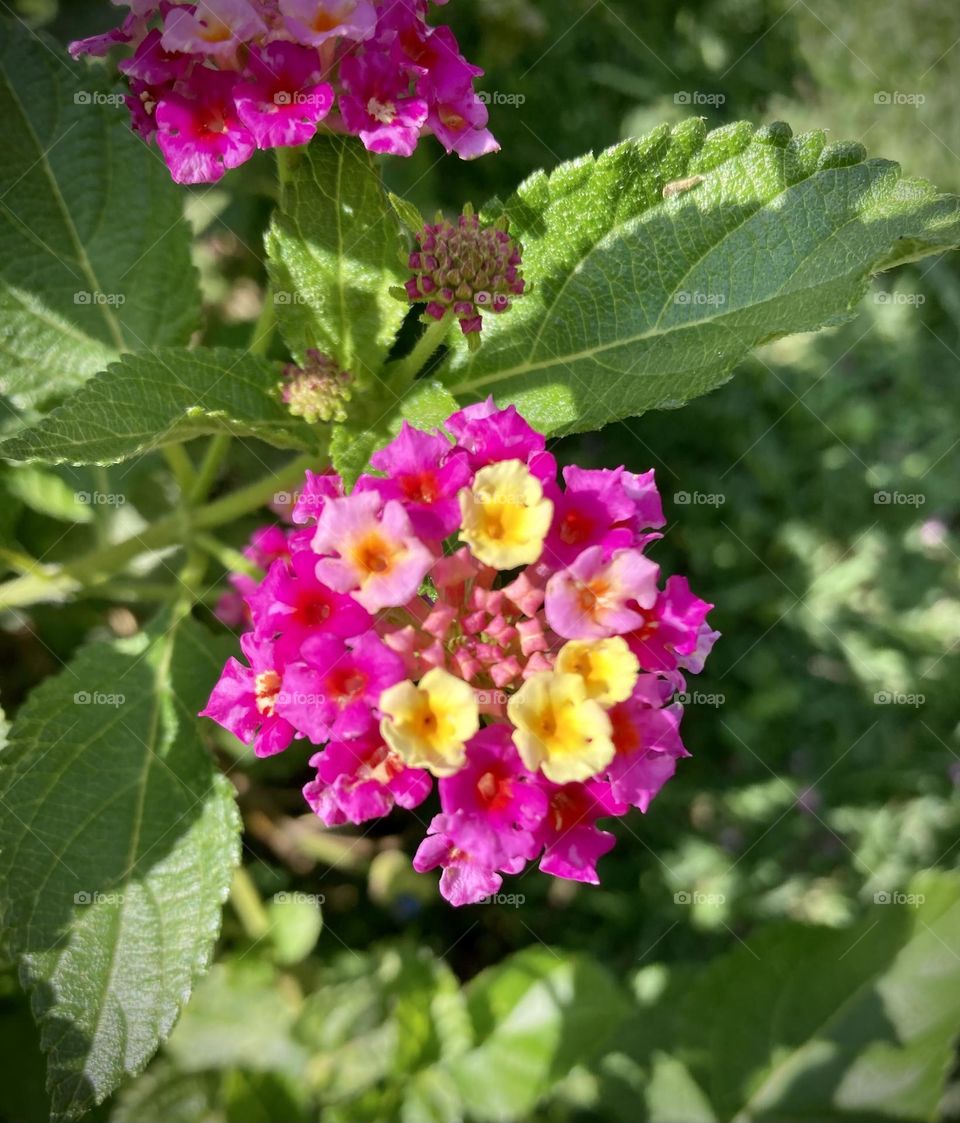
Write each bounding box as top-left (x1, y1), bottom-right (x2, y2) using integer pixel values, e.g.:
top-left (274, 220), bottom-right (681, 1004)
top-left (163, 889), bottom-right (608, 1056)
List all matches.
top-left (202, 401), bottom-right (718, 905)
top-left (70, 0), bottom-right (497, 184)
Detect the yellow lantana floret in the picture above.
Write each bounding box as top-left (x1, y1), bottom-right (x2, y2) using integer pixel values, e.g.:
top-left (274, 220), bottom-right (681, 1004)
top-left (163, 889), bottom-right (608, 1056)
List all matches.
top-left (379, 667), bottom-right (480, 777)
top-left (458, 459), bottom-right (553, 569)
top-left (507, 671), bottom-right (615, 784)
top-left (556, 637), bottom-right (639, 708)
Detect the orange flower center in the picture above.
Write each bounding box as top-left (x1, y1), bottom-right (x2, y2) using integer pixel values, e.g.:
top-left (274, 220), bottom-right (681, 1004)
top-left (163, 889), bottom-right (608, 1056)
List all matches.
top-left (353, 533), bottom-right (395, 577)
top-left (254, 670), bottom-right (281, 716)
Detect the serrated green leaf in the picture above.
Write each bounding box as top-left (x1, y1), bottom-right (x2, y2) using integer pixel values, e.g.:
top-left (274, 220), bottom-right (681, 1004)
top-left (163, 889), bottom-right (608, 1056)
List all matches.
top-left (0, 615), bottom-right (242, 1121)
top-left (449, 946), bottom-right (631, 1122)
top-left (329, 421), bottom-right (389, 488)
top-left (399, 381), bottom-right (460, 432)
top-left (0, 348), bottom-right (317, 465)
top-left (439, 119), bottom-right (960, 435)
top-left (663, 871), bottom-right (960, 1123)
top-left (266, 137), bottom-right (408, 380)
top-left (0, 20), bottom-right (199, 409)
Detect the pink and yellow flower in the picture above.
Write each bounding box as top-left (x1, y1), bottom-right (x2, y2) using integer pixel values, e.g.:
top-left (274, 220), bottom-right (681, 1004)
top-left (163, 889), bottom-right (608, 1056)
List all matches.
top-left (312, 491), bottom-right (435, 612)
top-left (71, 0), bottom-right (498, 183)
top-left (202, 401), bottom-right (718, 906)
top-left (380, 667), bottom-right (480, 776)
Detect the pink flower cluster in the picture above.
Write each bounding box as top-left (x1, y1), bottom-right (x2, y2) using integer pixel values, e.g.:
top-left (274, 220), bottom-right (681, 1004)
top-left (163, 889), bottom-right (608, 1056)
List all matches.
top-left (70, 1), bottom-right (497, 184)
top-left (202, 401), bottom-right (718, 905)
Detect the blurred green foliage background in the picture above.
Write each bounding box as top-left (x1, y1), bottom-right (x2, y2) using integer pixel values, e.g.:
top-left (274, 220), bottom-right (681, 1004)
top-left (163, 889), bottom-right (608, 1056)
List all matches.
top-left (2, 1), bottom-right (959, 1120)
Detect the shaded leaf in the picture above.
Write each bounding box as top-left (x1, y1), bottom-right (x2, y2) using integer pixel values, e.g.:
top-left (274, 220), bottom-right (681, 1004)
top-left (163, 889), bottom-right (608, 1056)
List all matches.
top-left (0, 615), bottom-right (241, 1121)
top-left (0, 20), bottom-right (198, 408)
top-left (0, 348), bottom-right (317, 465)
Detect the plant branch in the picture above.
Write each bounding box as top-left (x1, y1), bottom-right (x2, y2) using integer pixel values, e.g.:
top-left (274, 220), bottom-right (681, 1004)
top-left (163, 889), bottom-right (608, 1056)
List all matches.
top-left (0, 454), bottom-right (316, 612)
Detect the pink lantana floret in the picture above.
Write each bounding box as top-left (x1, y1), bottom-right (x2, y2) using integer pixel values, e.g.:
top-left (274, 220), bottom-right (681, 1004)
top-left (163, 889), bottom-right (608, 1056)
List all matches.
top-left (304, 731), bottom-right (431, 825)
top-left (234, 42), bottom-right (335, 148)
top-left (312, 491), bottom-right (435, 612)
top-left (545, 545), bottom-right (661, 640)
top-left (154, 69), bottom-right (255, 184)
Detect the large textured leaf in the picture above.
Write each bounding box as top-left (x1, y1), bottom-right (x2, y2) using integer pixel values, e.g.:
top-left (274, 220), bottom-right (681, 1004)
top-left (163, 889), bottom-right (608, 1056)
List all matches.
top-left (0, 347), bottom-right (316, 464)
top-left (623, 872), bottom-right (960, 1123)
top-left (0, 615), bottom-right (241, 1121)
top-left (440, 119), bottom-right (960, 434)
top-left (448, 946), bottom-right (630, 1122)
top-left (0, 19), bottom-right (198, 408)
top-left (265, 137), bottom-right (408, 381)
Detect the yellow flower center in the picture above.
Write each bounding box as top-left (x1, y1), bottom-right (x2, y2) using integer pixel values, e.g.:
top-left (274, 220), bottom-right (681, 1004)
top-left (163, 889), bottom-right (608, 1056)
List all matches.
top-left (380, 668), bottom-right (480, 777)
top-left (556, 638), bottom-right (639, 707)
top-left (458, 459), bottom-right (553, 570)
top-left (507, 671), bottom-right (615, 784)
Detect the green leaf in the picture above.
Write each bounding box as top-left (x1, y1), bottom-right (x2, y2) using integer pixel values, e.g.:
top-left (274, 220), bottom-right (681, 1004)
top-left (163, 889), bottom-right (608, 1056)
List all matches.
top-left (655, 872), bottom-right (960, 1122)
top-left (329, 421), bottom-right (390, 489)
top-left (266, 137), bottom-right (408, 381)
top-left (448, 946), bottom-right (631, 1122)
top-left (0, 615), bottom-right (242, 1121)
top-left (0, 20), bottom-right (199, 408)
top-left (263, 895), bottom-right (323, 966)
top-left (327, 380), bottom-right (460, 484)
top-left (3, 465), bottom-right (93, 522)
top-left (0, 347), bottom-right (318, 465)
top-left (399, 381), bottom-right (461, 432)
top-left (164, 961), bottom-right (308, 1077)
top-left (439, 119), bottom-right (960, 435)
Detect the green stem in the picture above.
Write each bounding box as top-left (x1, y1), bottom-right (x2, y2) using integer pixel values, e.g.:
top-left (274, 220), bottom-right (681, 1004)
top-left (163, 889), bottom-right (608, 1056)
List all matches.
top-left (186, 282), bottom-right (277, 508)
top-left (162, 444), bottom-right (195, 495)
top-left (230, 866), bottom-right (270, 941)
top-left (195, 533), bottom-right (264, 580)
top-left (188, 434), bottom-right (232, 506)
top-left (248, 291), bottom-right (277, 357)
top-left (388, 314), bottom-right (454, 388)
top-left (172, 547), bottom-right (209, 622)
top-left (74, 581), bottom-right (224, 605)
top-left (274, 145), bottom-right (304, 188)
top-left (0, 454), bottom-right (316, 612)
